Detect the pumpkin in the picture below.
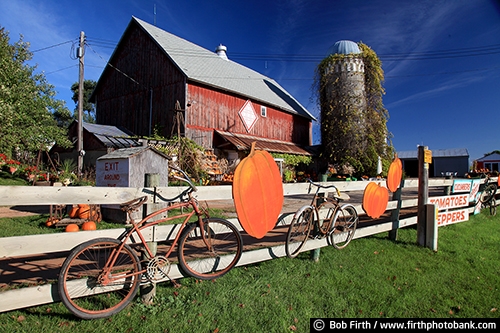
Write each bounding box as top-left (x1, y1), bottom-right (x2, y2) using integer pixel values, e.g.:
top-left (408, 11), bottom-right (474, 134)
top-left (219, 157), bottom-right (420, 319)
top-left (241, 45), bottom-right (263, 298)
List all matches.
top-left (362, 182), bottom-right (389, 219)
top-left (232, 142), bottom-right (284, 239)
top-left (68, 205), bottom-right (79, 218)
top-left (45, 217), bottom-right (59, 227)
top-left (386, 154), bottom-right (403, 192)
top-left (77, 204), bottom-right (91, 219)
top-left (82, 221), bottom-right (97, 231)
top-left (65, 224), bottom-right (79, 232)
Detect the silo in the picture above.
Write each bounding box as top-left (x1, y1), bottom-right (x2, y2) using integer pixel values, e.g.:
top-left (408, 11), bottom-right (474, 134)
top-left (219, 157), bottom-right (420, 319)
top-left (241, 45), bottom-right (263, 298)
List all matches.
top-left (319, 40), bottom-right (367, 167)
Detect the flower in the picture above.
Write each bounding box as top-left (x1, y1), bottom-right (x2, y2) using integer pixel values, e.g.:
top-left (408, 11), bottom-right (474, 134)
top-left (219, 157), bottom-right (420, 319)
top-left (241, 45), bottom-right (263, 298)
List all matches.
top-left (6, 159), bottom-right (21, 168)
top-left (38, 173), bottom-right (49, 181)
top-left (0, 153), bottom-right (7, 165)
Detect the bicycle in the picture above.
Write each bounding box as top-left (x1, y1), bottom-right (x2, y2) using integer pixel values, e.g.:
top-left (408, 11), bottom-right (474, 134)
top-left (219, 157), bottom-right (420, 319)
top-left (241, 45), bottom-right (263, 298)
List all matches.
top-left (285, 179), bottom-right (359, 258)
top-left (479, 173), bottom-right (498, 216)
top-left (58, 166), bottom-right (243, 319)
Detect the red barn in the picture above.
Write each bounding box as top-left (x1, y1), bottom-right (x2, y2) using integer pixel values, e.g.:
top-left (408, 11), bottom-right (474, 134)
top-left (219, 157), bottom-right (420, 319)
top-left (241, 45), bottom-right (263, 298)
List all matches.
top-left (91, 17), bottom-right (315, 162)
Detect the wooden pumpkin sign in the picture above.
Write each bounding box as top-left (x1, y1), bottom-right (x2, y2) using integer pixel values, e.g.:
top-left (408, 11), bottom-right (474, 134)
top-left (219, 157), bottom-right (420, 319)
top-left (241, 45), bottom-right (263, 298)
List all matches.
top-left (386, 154), bottom-right (403, 192)
top-left (232, 142), bottom-right (284, 239)
top-left (362, 182), bottom-right (389, 219)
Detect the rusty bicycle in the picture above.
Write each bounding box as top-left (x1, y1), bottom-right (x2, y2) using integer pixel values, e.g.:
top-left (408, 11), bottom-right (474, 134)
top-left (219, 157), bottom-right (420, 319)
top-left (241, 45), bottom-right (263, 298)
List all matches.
top-left (58, 166), bottom-right (243, 319)
top-left (285, 179), bottom-right (359, 258)
top-left (479, 173), bottom-right (498, 216)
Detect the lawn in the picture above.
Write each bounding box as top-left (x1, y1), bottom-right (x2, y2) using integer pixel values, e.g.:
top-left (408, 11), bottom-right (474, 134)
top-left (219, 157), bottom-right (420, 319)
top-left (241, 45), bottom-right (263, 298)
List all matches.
top-left (0, 209), bottom-right (498, 332)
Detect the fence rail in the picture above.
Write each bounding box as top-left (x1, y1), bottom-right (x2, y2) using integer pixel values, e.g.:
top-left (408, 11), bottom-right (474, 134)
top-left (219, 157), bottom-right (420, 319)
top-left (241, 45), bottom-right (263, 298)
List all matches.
top-left (1, 177), bottom-right (490, 313)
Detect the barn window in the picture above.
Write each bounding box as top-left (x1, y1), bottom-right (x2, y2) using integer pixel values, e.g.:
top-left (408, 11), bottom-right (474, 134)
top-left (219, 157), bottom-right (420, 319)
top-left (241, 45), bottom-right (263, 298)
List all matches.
top-left (260, 106), bottom-right (267, 117)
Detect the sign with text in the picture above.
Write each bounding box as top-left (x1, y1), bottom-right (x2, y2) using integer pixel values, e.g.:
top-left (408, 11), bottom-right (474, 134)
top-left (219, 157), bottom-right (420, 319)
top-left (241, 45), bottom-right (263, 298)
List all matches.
top-left (428, 194), bottom-right (469, 210)
top-left (424, 149), bottom-right (432, 164)
top-left (428, 191), bottom-right (471, 227)
top-left (96, 158), bottom-right (129, 187)
top-left (436, 208), bottom-right (469, 226)
top-left (452, 179), bottom-right (472, 193)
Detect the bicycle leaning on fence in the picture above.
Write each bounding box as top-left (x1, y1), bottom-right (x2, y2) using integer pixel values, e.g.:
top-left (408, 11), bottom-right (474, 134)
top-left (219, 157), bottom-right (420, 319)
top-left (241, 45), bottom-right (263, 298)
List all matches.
top-left (479, 173), bottom-right (498, 216)
top-left (57, 166), bottom-right (243, 319)
top-left (285, 179), bottom-right (359, 258)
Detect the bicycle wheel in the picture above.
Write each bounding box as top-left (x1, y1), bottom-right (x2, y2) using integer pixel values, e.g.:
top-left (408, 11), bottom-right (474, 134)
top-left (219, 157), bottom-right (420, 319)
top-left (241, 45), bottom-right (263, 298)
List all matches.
top-left (285, 207), bottom-right (313, 258)
top-left (58, 238), bottom-right (142, 319)
top-left (490, 198), bottom-right (497, 216)
top-left (178, 218), bottom-right (243, 280)
top-left (330, 204), bottom-right (358, 249)
top-left (480, 183), bottom-right (497, 204)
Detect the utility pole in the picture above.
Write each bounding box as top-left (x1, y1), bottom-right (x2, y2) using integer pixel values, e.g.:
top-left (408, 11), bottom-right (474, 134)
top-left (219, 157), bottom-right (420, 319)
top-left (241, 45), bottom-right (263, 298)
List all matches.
top-left (77, 31), bottom-right (85, 177)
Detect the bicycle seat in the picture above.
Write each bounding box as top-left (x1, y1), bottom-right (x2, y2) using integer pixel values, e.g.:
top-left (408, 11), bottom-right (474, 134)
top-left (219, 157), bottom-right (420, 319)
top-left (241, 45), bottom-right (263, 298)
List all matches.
top-left (120, 196), bottom-right (148, 212)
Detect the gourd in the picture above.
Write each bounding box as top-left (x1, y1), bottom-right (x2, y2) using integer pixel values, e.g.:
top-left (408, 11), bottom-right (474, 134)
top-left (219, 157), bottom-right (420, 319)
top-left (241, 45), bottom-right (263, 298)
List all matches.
top-left (77, 204), bottom-right (100, 221)
top-left (386, 154), bottom-right (402, 192)
top-left (232, 142), bottom-right (284, 239)
top-left (68, 206), bottom-right (79, 218)
top-left (362, 182), bottom-right (389, 219)
top-left (65, 224), bottom-right (79, 232)
top-left (82, 221), bottom-right (97, 231)
top-left (77, 204), bottom-right (91, 219)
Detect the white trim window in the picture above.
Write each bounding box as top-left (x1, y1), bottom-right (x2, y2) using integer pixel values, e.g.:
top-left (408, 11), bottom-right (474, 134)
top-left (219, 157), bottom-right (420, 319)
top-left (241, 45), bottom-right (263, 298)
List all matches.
top-left (260, 106), bottom-right (267, 117)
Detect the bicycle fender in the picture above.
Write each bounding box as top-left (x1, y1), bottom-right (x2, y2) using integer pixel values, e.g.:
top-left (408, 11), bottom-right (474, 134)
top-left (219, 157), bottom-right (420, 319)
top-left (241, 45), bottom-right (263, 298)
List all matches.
top-left (293, 205), bottom-right (315, 219)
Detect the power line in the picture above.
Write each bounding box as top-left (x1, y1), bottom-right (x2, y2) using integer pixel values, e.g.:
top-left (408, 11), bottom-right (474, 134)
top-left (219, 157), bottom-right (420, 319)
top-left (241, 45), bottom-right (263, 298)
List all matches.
top-left (32, 40), bottom-right (75, 53)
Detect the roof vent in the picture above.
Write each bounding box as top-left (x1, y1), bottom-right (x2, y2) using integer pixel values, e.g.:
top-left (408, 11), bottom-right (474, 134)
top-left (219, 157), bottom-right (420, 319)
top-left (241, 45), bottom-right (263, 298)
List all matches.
top-left (215, 44), bottom-right (228, 60)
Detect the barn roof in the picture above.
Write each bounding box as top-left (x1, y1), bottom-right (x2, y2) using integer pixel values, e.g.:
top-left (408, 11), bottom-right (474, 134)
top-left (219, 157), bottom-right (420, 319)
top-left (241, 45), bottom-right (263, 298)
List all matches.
top-left (82, 122), bottom-right (141, 149)
top-left (397, 148), bottom-right (469, 159)
top-left (132, 17), bottom-right (315, 121)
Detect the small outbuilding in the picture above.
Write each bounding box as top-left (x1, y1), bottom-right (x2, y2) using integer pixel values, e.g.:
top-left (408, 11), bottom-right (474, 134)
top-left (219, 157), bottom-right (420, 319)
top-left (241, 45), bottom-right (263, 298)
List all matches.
top-left (398, 148), bottom-right (469, 178)
top-left (473, 152), bottom-right (500, 172)
top-left (96, 146), bottom-right (170, 222)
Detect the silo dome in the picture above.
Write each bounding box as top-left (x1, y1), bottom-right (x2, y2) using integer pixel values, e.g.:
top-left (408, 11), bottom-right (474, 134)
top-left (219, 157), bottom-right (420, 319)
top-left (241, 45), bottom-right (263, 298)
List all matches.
top-left (327, 40), bottom-right (361, 55)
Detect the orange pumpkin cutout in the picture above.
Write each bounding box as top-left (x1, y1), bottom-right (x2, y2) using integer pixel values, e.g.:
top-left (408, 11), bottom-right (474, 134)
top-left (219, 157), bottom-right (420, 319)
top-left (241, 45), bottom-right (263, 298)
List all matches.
top-left (82, 221), bottom-right (97, 231)
top-left (386, 154), bottom-right (403, 192)
top-left (65, 224), bottom-right (79, 232)
top-left (362, 182), bottom-right (389, 219)
top-left (232, 142), bottom-right (284, 239)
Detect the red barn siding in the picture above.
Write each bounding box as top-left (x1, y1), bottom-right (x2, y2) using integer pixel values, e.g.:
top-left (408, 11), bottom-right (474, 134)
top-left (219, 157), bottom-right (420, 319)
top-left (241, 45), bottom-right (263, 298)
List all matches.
top-left (94, 24), bottom-right (186, 138)
top-left (186, 83), bottom-right (311, 146)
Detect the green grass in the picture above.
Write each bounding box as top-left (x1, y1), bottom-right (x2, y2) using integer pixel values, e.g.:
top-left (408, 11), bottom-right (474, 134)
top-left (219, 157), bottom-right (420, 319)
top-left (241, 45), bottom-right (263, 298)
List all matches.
top-left (0, 210), bottom-right (498, 332)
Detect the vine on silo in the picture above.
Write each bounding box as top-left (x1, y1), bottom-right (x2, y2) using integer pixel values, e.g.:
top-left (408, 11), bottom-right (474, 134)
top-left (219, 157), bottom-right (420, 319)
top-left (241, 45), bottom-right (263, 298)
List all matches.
top-left (314, 42), bottom-right (393, 177)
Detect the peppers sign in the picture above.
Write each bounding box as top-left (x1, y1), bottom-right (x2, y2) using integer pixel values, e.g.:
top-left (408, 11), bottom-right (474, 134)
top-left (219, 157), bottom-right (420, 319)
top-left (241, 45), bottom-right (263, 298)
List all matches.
top-left (428, 193), bottom-right (469, 226)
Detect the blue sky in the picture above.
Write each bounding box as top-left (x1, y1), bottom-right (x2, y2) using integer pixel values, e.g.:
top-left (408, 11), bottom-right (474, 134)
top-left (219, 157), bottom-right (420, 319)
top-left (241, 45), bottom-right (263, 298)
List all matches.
top-left (1, 0), bottom-right (499, 163)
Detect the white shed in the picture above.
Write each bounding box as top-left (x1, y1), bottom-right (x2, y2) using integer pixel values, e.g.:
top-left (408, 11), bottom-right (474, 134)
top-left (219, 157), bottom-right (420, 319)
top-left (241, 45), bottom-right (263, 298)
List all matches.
top-left (96, 146), bottom-right (170, 222)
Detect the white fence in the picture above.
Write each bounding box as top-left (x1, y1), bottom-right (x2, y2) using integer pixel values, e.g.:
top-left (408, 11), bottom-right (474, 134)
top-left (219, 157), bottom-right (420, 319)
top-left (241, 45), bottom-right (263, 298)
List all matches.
top-left (0, 178), bottom-right (488, 313)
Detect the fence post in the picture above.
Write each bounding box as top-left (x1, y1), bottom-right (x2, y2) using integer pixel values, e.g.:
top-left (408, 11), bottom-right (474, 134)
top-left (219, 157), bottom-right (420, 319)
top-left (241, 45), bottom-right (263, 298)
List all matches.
top-left (425, 204), bottom-right (438, 251)
top-left (417, 146), bottom-right (429, 246)
top-left (388, 180), bottom-right (404, 241)
top-left (140, 173), bottom-right (160, 304)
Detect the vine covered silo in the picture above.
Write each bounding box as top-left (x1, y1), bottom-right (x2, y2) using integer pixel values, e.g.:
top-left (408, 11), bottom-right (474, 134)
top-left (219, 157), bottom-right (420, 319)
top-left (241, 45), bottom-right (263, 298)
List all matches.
top-left (316, 40), bottom-right (390, 176)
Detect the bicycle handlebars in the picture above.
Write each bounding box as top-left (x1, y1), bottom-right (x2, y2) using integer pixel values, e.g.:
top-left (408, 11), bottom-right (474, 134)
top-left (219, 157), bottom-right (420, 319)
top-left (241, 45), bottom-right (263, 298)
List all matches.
top-left (169, 165), bottom-right (198, 192)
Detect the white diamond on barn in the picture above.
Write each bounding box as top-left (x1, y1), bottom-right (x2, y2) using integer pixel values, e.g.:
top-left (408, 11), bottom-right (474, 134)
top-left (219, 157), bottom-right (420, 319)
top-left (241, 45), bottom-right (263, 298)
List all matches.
top-left (238, 100), bottom-right (258, 132)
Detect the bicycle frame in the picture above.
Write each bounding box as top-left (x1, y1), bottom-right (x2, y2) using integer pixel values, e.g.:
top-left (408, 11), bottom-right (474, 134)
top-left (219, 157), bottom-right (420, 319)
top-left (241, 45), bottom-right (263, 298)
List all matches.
top-left (295, 180), bottom-right (342, 237)
top-left (99, 188), bottom-right (211, 286)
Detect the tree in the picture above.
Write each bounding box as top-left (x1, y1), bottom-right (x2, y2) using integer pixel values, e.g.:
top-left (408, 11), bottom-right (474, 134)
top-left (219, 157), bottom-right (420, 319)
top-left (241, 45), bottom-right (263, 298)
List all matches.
top-left (0, 27), bottom-right (71, 160)
top-left (315, 42), bottom-right (392, 177)
top-left (71, 79), bottom-right (97, 123)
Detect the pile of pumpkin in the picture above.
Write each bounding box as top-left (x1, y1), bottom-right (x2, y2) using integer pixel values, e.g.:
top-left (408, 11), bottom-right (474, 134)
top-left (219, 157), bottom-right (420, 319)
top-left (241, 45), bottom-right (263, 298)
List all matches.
top-left (45, 204), bottom-right (101, 232)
